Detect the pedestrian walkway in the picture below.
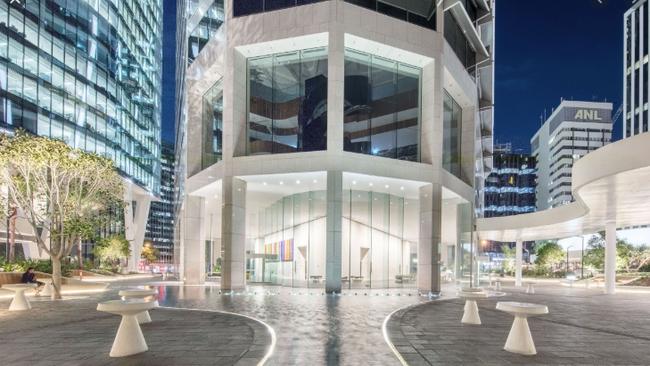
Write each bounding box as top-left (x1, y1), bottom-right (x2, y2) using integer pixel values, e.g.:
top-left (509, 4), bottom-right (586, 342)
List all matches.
top-left (0, 291), bottom-right (272, 366)
top-left (387, 285), bottom-right (650, 365)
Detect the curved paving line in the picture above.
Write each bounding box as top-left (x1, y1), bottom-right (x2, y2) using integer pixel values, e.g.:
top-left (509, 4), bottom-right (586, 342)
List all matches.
top-left (383, 297), bottom-right (460, 366)
top-left (159, 306), bottom-right (277, 366)
top-left (382, 299), bottom-right (444, 366)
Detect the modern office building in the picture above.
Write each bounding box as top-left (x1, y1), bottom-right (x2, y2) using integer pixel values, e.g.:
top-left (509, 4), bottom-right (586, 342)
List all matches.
top-left (484, 143), bottom-right (536, 218)
top-left (175, 0), bottom-right (495, 294)
top-left (0, 0), bottom-right (163, 269)
top-left (531, 100), bottom-right (612, 210)
top-left (624, 0), bottom-right (650, 138)
top-left (145, 141), bottom-right (175, 264)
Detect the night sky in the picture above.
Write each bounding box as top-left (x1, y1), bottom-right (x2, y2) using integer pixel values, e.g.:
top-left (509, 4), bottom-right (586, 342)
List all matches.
top-left (495, 0), bottom-right (633, 152)
top-left (160, 0), bottom-right (634, 151)
top-left (161, 0), bottom-right (177, 145)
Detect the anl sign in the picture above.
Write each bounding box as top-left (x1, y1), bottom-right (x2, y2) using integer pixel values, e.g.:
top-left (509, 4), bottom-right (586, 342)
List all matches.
top-left (574, 109), bottom-right (603, 121)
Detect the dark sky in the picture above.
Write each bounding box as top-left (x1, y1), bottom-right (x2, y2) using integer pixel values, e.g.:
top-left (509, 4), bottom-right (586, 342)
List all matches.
top-left (159, 0), bottom-right (634, 150)
top-left (495, 0), bottom-right (633, 152)
top-left (161, 0), bottom-right (177, 145)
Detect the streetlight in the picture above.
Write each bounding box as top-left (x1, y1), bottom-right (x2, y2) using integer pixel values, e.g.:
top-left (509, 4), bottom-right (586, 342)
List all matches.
top-left (566, 245), bottom-right (574, 273)
top-left (581, 236), bottom-right (585, 279)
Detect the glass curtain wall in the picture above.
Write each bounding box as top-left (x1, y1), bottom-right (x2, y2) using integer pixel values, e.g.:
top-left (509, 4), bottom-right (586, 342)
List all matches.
top-left (443, 91), bottom-right (463, 179)
top-left (248, 47), bottom-right (328, 155)
top-left (0, 0), bottom-right (162, 194)
top-left (248, 191), bottom-right (327, 288)
top-left (201, 79), bottom-right (223, 168)
top-left (188, 0), bottom-right (224, 64)
top-left (455, 202), bottom-right (476, 286)
top-left (343, 49), bottom-right (421, 161)
top-left (342, 190), bottom-right (418, 289)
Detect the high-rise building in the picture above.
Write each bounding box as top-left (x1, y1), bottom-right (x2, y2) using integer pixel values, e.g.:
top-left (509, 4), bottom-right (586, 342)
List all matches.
top-left (175, 0), bottom-right (495, 294)
top-left (624, 0), bottom-right (650, 138)
top-left (0, 0), bottom-right (163, 268)
top-left (484, 144), bottom-right (536, 218)
top-left (532, 100), bottom-right (612, 210)
top-left (145, 141), bottom-right (175, 264)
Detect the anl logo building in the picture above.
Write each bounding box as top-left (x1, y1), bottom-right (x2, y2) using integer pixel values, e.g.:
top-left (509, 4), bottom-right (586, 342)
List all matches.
top-left (574, 109), bottom-right (603, 121)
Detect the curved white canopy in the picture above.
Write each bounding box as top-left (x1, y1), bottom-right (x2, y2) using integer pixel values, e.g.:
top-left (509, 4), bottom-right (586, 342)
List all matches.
top-left (477, 132), bottom-right (650, 242)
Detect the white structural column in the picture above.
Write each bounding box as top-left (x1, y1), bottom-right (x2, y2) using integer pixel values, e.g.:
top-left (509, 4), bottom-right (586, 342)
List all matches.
top-left (515, 240), bottom-right (523, 287)
top-left (325, 171), bottom-right (343, 294)
top-left (418, 183), bottom-right (443, 295)
top-left (326, 23), bottom-right (344, 152)
top-left (182, 195), bottom-right (206, 284)
top-left (221, 176), bottom-right (247, 291)
top-left (604, 222), bottom-right (617, 294)
top-left (124, 184), bottom-right (153, 273)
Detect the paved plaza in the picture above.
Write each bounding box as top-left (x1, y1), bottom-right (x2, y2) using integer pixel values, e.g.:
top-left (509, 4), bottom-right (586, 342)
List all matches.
top-left (0, 287), bottom-right (272, 366)
top-left (2, 280), bottom-right (650, 365)
top-left (387, 284), bottom-right (650, 365)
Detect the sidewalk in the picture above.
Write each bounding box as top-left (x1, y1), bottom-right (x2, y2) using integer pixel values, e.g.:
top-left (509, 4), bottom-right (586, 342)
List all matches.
top-left (0, 291), bottom-right (271, 366)
top-left (387, 285), bottom-right (650, 365)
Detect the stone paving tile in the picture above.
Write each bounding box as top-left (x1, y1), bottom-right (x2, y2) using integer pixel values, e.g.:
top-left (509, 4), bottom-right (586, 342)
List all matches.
top-left (388, 285), bottom-right (650, 365)
top-left (0, 290), bottom-right (271, 366)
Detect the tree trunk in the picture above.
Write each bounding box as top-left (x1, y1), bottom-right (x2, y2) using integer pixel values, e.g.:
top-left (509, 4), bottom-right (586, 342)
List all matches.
top-left (51, 257), bottom-right (63, 300)
top-left (8, 207), bottom-right (16, 262)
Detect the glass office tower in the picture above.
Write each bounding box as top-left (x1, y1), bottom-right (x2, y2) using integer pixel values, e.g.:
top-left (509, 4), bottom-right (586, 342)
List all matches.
top-left (0, 0), bottom-right (162, 194)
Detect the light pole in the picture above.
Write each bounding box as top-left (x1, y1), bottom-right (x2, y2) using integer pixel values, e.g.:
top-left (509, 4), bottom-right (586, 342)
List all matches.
top-left (581, 236), bottom-right (585, 279)
top-left (566, 245), bottom-right (574, 273)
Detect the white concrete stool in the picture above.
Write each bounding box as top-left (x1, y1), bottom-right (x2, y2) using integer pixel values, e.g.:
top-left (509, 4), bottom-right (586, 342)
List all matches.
top-left (458, 290), bottom-right (488, 325)
top-left (119, 289), bottom-right (158, 324)
top-left (496, 301), bottom-right (548, 355)
top-left (525, 282), bottom-right (536, 294)
top-left (97, 299), bottom-right (159, 357)
top-left (39, 283), bottom-right (53, 297)
top-left (494, 280), bottom-right (502, 291)
top-left (4, 284), bottom-right (36, 311)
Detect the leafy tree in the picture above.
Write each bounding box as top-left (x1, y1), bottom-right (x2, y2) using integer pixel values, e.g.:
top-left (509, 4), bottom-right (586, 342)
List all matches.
top-left (500, 244), bottom-right (515, 275)
top-left (94, 235), bottom-right (130, 272)
top-left (584, 232), bottom-right (638, 271)
top-left (141, 244), bottom-right (159, 263)
top-left (534, 241), bottom-right (564, 269)
top-left (0, 132), bottom-right (123, 299)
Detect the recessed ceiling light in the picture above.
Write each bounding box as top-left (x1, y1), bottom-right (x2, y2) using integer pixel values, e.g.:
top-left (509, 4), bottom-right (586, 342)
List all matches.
top-left (384, 184), bottom-right (389, 189)
top-left (279, 181), bottom-right (284, 185)
top-left (263, 182), bottom-right (267, 186)
top-left (369, 182), bottom-right (374, 187)
top-left (313, 179), bottom-right (317, 183)
top-left (400, 186), bottom-right (404, 190)
top-left (352, 180), bottom-right (357, 185)
top-left (296, 180), bottom-right (301, 184)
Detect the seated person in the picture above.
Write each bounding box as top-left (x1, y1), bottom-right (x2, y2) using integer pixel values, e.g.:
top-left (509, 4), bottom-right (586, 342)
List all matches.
top-left (21, 267), bottom-right (46, 294)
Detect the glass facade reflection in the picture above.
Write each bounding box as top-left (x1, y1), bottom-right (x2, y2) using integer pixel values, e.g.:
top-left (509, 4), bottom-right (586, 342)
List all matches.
top-left (0, 0), bottom-right (162, 194)
top-left (443, 91), bottom-right (463, 180)
top-left (247, 190), bottom-right (327, 288)
top-left (233, 0), bottom-right (327, 17)
top-left (201, 79), bottom-right (223, 168)
top-left (247, 47), bottom-right (328, 155)
top-left (343, 49), bottom-right (421, 161)
top-left (187, 0), bottom-right (224, 64)
top-left (342, 190), bottom-right (418, 289)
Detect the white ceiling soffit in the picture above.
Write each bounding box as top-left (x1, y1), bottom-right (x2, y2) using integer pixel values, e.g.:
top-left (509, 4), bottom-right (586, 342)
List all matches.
top-left (443, 0), bottom-right (489, 58)
top-left (378, 0), bottom-right (436, 19)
